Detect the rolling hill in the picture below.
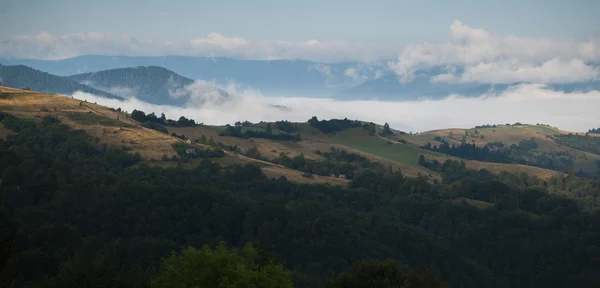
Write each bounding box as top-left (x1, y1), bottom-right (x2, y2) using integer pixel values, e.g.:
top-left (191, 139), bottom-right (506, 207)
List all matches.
top-left (0, 64), bottom-right (123, 100)
top-left (0, 85), bottom-right (578, 184)
top-left (68, 66), bottom-right (229, 106)
top-left (419, 124), bottom-right (600, 176)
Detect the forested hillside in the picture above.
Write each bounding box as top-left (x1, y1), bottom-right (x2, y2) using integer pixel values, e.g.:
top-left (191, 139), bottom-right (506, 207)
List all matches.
top-left (69, 66), bottom-right (229, 105)
top-left (0, 64), bottom-right (123, 100)
top-left (2, 112), bottom-right (600, 288)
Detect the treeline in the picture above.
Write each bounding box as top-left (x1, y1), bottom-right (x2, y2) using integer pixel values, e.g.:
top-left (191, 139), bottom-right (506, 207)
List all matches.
top-left (170, 142), bottom-right (225, 160)
top-left (130, 109), bottom-right (196, 130)
top-left (422, 142), bottom-right (512, 163)
top-left (220, 122), bottom-right (301, 141)
top-left (308, 116), bottom-right (377, 135)
top-left (422, 138), bottom-right (595, 176)
top-left (589, 127), bottom-right (600, 134)
top-left (473, 122), bottom-right (533, 129)
top-left (3, 112), bottom-right (600, 288)
top-left (418, 155), bottom-right (600, 208)
top-left (265, 147), bottom-right (389, 180)
top-left (275, 120), bottom-right (298, 133)
top-left (554, 133), bottom-right (600, 155)
top-left (197, 134), bottom-right (242, 153)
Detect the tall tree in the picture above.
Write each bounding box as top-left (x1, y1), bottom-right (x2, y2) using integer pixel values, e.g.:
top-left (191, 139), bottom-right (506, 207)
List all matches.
top-left (326, 260), bottom-right (448, 288)
top-left (380, 122), bottom-right (393, 136)
top-left (151, 242), bottom-right (293, 288)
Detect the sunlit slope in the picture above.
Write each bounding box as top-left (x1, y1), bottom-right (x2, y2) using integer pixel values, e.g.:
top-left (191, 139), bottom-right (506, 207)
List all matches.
top-left (420, 124), bottom-right (600, 174)
top-left (1, 86), bottom-right (572, 181)
top-left (0, 86), bottom-right (348, 186)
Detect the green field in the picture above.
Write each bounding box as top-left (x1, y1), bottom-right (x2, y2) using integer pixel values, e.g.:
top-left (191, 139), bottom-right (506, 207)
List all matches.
top-left (15, 114), bottom-right (35, 121)
top-left (328, 128), bottom-right (441, 170)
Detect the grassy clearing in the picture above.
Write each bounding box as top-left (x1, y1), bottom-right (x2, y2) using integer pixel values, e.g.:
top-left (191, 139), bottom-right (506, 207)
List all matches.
top-left (465, 160), bottom-right (563, 180)
top-left (328, 128), bottom-right (439, 170)
top-left (66, 112), bottom-right (133, 127)
top-left (261, 165), bottom-right (350, 187)
top-left (15, 114), bottom-right (35, 121)
top-left (449, 197), bottom-right (494, 209)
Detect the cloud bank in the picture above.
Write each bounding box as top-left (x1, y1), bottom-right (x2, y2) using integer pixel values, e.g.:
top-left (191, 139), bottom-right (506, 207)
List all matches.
top-left (72, 82), bottom-right (600, 133)
top-left (389, 20), bottom-right (600, 84)
top-left (0, 32), bottom-right (398, 63)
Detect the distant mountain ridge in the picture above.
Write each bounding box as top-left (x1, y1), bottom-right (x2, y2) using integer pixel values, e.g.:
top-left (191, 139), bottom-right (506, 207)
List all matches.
top-left (1, 55), bottom-right (387, 97)
top-left (4, 56), bottom-right (598, 102)
top-left (0, 63), bottom-right (123, 100)
top-left (335, 70), bottom-right (600, 101)
top-left (68, 66), bottom-right (228, 106)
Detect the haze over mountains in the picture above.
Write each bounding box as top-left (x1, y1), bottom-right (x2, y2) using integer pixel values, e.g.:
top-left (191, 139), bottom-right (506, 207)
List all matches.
top-left (0, 56), bottom-right (380, 97)
top-left (1, 61), bottom-right (600, 132)
top-left (2, 55), bottom-right (598, 102)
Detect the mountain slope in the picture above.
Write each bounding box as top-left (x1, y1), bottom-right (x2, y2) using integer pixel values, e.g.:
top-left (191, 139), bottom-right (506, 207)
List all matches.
top-left (0, 64), bottom-right (123, 100)
top-left (68, 66), bottom-right (229, 106)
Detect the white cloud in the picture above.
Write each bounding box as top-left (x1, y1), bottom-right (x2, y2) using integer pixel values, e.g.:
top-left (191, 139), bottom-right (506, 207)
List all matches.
top-left (459, 58), bottom-right (599, 83)
top-left (343, 68), bottom-right (358, 80)
top-left (309, 64), bottom-right (333, 77)
top-left (343, 65), bottom-right (387, 82)
top-left (71, 83), bottom-right (600, 133)
top-left (430, 73), bottom-right (458, 83)
top-left (389, 20), bottom-right (600, 84)
top-left (80, 80), bottom-right (139, 98)
top-left (0, 32), bottom-right (399, 63)
top-left (188, 33), bottom-right (248, 50)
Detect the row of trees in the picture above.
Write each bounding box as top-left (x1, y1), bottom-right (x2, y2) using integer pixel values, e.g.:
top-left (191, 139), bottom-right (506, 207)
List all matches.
top-left (307, 116), bottom-right (379, 136)
top-left (422, 142), bottom-right (512, 163)
top-left (422, 138), bottom-right (597, 177)
top-left (131, 109), bottom-right (196, 127)
top-left (220, 123), bottom-right (301, 141)
top-left (554, 133), bottom-right (600, 155)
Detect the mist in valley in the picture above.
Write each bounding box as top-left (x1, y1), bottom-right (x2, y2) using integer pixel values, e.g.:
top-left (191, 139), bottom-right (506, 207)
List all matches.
top-left (73, 81), bottom-right (600, 133)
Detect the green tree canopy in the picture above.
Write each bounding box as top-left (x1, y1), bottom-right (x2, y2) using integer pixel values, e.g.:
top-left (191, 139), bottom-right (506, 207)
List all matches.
top-left (151, 242), bottom-right (293, 288)
top-left (325, 259), bottom-right (448, 288)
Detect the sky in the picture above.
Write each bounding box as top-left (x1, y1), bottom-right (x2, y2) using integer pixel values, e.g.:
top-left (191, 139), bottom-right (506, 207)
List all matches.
top-left (1, 0), bottom-right (599, 52)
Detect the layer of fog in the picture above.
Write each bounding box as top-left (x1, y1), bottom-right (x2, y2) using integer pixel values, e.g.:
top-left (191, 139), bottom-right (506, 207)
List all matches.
top-left (72, 83), bottom-right (600, 133)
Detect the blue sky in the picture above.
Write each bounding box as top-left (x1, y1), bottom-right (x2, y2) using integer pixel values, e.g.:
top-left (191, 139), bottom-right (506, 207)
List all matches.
top-left (1, 0), bottom-right (599, 43)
